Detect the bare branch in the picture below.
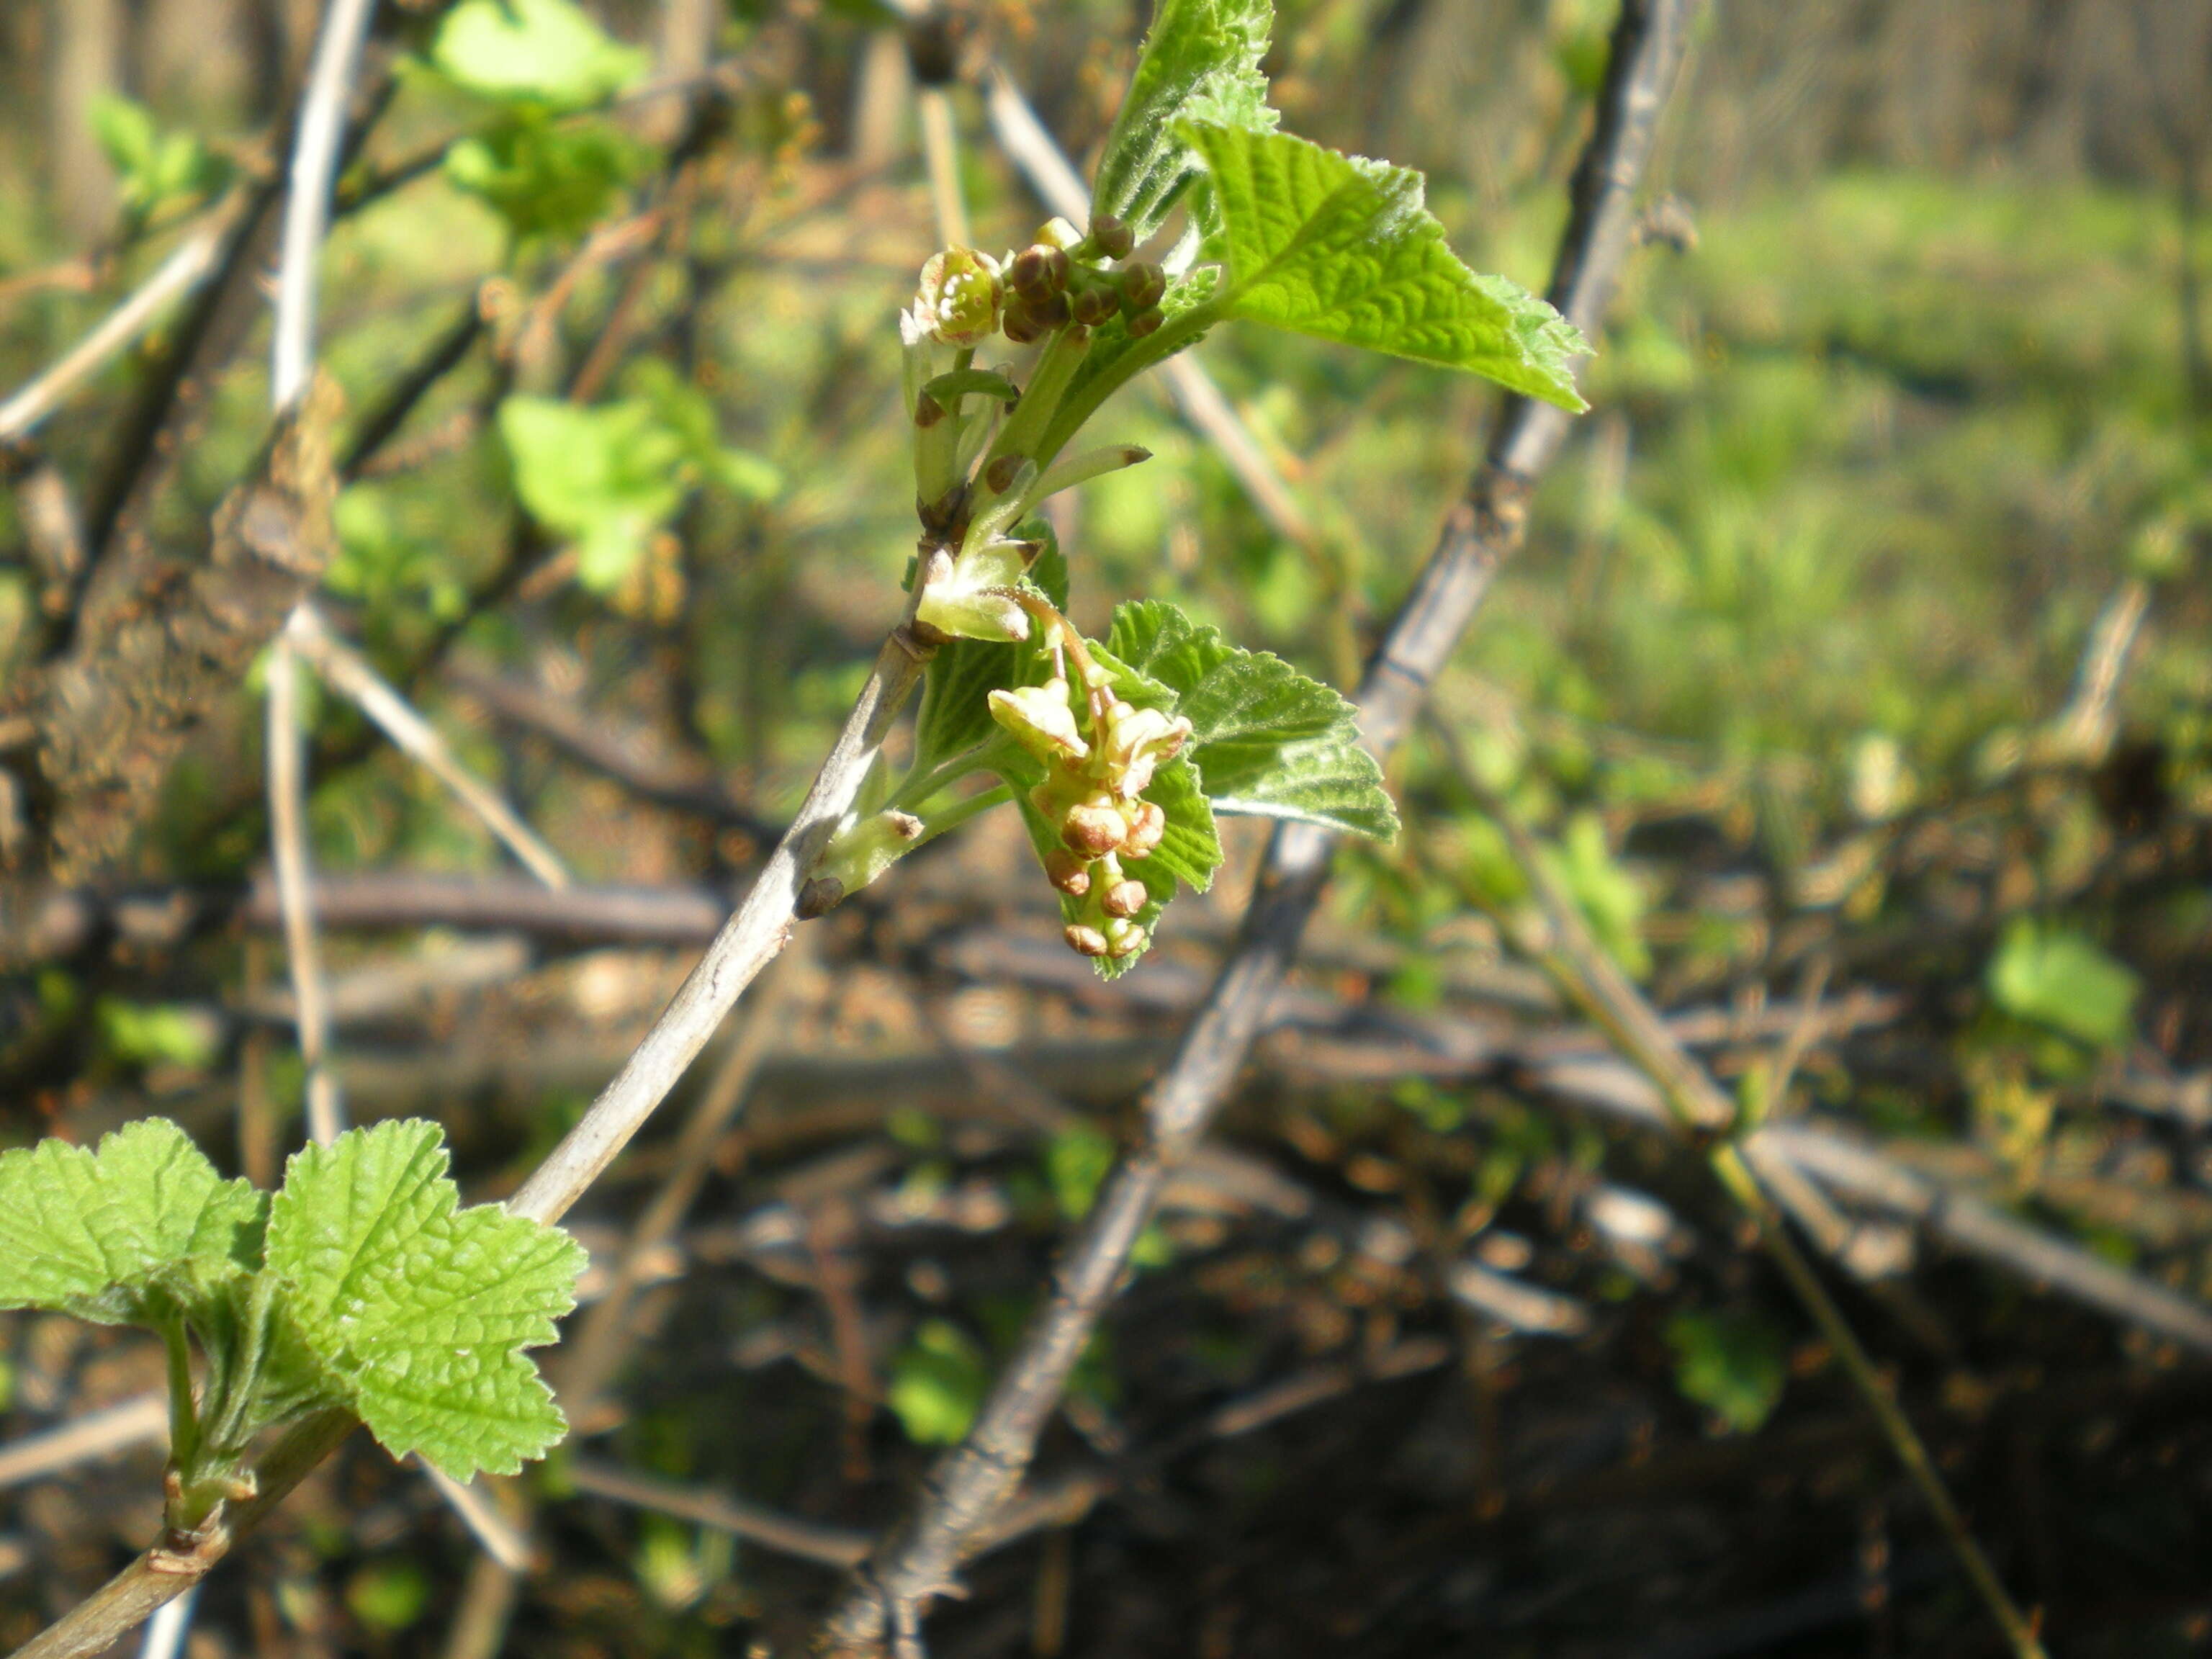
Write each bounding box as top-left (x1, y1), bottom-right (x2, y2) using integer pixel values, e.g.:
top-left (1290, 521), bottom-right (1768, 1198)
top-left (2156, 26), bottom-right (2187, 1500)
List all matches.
top-left (0, 1394), bottom-right (167, 1491)
top-left (266, 631), bottom-right (344, 1147)
top-left (0, 223), bottom-right (229, 444)
top-left (271, 0), bottom-right (381, 413)
top-left (567, 1460), bottom-right (873, 1570)
top-left (506, 624), bottom-right (932, 1227)
top-left (287, 608), bottom-right (573, 890)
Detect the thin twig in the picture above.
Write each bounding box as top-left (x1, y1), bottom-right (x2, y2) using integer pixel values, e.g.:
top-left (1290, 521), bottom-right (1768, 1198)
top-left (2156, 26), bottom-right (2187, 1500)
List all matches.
top-left (418, 1462), bottom-right (534, 1573)
top-left (917, 87), bottom-right (971, 249)
top-left (2045, 576), bottom-right (2151, 761)
top-left (506, 622), bottom-right (932, 1226)
top-left (556, 948), bottom-right (803, 1424)
top-left (817, 6), bottom-right (1701, 1648)
top-left (10, 1409), bottom-right (354, 1659)
top-left (439, 1554), bottom-right (524, 1659)
top-left (285, 608), bottom-right (572, 889)
top-left (271, 0), bottom-right (380, 412)
top-left (0, 224), bottom-right (230, 443)
top-left (566, 1460), bottom-right (873, 1569)
top-left (0, 1394), bottom-right (168, 1491)
top-left (447, 657), bottom-right (772, 836)
top-left (266, 633), bottom-right (343, 1148)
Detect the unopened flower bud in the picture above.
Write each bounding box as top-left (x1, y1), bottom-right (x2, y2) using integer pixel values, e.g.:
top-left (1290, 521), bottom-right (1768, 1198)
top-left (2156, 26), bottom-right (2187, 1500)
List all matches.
top-left (989, 682), bottom-right (1087, 763)
top-left (1100, 703), bottom-right (1192, 799)
top-left (1089, 213), bottom-right (1134, 261)
top-left (914, 248), bottom-right (1002, 347)
top-left (1102, 878), bottom-right (1148, 919)
top-left (1065, 924), bottom-right (1110, 958)
top-left (1071, 284), bottom-right (1118, 327)
top-left (1010, 245), bottom-right (1071, 297)
top-left (1035, 217), bottom-right (1084, 253)
top-left (1103, 917), bottom-right (1148, 958)
top-left (1120, 261), bottom-right (1167, 313)
top-left (1061, 799), bottom-right (1127, 858)
top-left (1031, 290), bottom-right (1072, 329)
top-left (1126, 307), bottom-right (1163, 339)
top-left (1045, 849), bottom-right (1092, 895)
top-left (1123, 799), bottom-right (1166, 858)
top-left (1001, 302), bottom-right (1045, 346)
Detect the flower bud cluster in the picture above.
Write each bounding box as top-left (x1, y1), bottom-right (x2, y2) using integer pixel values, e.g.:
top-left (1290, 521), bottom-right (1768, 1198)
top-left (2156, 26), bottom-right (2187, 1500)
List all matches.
top-left (907, 215), bottom-right (1169, 351)
top-left (989, 657), bottom-right (1192, 961)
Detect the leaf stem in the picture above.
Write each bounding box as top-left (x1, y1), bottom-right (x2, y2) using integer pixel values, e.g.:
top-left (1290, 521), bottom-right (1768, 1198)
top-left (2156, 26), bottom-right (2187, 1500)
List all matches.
top-left (890, 737), bottom-right (1018, 811)
top-left (986, 323), bottom-right (1092, 478)
top-left (157, 1312), bottom-right (203, 1488)
top-left (1034, 301), bottom-right (1222, 466)
top-left (909, 783), bottom-right (1013, 848)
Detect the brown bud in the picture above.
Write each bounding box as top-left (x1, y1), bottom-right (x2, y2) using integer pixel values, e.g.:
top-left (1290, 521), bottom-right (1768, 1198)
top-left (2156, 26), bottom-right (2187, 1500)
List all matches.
top-left (1044, 849), bottom-right (1092, 896)
top-left (796, 876), bottom-right (845, 919)
top-left (1010, 244), bottom-right (1070, 296)
top-left (1061, 801), bottom-right (1127, 857)
top-left (1071, 284), bottom-right (1118, 327)
top-left (1030, 290), bottom-right (1072, 329)
top-left (914, 390), bottom-right (947, 429)
top-left (1001, 302), bottom-right (1044, 345)
top-left (1126, 307), bottom-right (1163, 339)
top-left (1123, 799), bottom-right (1166, 856)
top-left (1102, 879), bottom-right (1148, 920)
top-left (983, 452), bottom-right (1027, 495)
top-left (1089, 213), bottom-right (1134, 260)
top-left (1064, 924), bottom-right (1110, 958)
top-left (917, 487), bottom-right (965, 536)
top-left (1120, 261), bottom-right (1167, 313)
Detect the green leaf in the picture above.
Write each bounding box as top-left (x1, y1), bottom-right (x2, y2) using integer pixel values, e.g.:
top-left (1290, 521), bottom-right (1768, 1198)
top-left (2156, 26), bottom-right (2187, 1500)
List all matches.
top-left (1046, 1123), bottom-right (1117, 1220)
top-left (888, 1319), bottom-right (989, 1445)
top-left (1667, 1308), bottom-right (1786, 1434)
top-left (1542, 811), bottom-right (1650, 979)
top-left (430, 0), bottom-right (648, 110)
top-left (90, 94), bottom-right (159, 177)
top-left (1181, 122), bottom-right (1590, 409)
top-left (264, 1120), bottom-right (585, 1479)
top-left (1105, 599), bottom-right (1397, 840)
top-left (499, 395), bottom-right (688, 592)
top-left (0, 1120), bottom-right (264, 1328)
top-left (1987, 920), bottom-right (2138, 1051)
top-left (910, 525), bottom-right (1067, 774)
top-left (622, 360), bottom-right (783, 503)
top-left (90, 94), bottom-right (228, 217)
top-left (445, 116), bottom-right (652, 242)
top-left (1091, 0), bottom-right (1277, 240)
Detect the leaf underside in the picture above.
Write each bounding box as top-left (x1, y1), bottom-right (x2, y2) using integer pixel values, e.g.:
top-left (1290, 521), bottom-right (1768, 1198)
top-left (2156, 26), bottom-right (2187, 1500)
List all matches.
top-left (1089, 0), bottom-right (1278, 241)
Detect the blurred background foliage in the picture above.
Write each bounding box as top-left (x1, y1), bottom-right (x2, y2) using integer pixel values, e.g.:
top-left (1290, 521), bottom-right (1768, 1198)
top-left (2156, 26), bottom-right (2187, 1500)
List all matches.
top-left (3, 0), bottom-right (2211, 1655)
